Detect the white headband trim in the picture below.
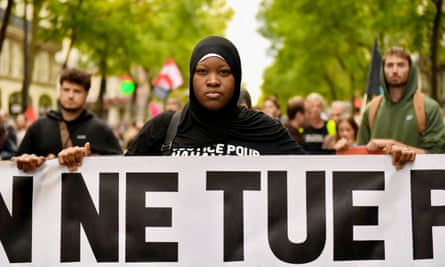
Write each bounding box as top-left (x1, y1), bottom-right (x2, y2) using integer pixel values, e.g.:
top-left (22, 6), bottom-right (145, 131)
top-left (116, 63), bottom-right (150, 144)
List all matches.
top-left (198, 53), bottom-right (225, 62)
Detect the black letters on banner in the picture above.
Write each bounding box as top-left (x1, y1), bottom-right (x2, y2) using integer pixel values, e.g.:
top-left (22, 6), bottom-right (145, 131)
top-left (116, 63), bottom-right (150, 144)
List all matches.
top-left (0, 176), bottom-right (33, 263)
top-left (4, 163), bottom-right (445, 265)
top-left (333, 171), bottom-right (385, 261)
top-left (61, 172), bottom-right (119, 262)
top-left (125, 172), bottom-right (178, 262)
top-left (207, 171), bottom-right (261, 262)
top-left (268, 171), bottom-right (326, 264)
top-left (411, 170), bottom-right (445, 259)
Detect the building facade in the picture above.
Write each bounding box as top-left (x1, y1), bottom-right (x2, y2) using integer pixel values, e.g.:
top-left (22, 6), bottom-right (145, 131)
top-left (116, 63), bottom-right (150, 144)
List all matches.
top-left (0, 9), bottom-right (61, 120)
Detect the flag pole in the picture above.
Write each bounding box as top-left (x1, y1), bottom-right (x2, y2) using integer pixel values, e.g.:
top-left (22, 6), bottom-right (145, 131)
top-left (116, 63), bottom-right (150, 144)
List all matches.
top-left (362, 36), bottom-right (381, 113)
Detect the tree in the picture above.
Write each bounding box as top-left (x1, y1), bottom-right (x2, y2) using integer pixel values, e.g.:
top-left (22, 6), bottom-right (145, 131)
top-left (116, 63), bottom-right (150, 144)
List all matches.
top-left (40, 0), bottom-right (232, 117)
top-left (257, 0), bottom-right (445, 107)
top-left (257, 0), bottom-right (373, 106)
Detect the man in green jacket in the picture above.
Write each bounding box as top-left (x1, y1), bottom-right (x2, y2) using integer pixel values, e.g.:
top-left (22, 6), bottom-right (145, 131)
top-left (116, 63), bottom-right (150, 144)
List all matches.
top-left (357, 46), bottom-right (445, 169)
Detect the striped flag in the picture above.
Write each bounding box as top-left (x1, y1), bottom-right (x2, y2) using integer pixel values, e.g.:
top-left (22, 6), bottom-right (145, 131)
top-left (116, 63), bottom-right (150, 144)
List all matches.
top-left (152, 58), bottom-right (183, 100)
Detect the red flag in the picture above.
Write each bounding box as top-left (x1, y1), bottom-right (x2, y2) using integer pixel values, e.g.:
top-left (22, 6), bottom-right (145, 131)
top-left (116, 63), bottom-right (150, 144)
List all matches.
top-left (153, 58), bottom-right (183, 100)
top-left (24, 105), bottom-right (36, 124)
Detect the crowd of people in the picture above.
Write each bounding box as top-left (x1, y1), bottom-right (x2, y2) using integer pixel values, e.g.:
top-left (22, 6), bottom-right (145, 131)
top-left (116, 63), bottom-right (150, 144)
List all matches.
top-left (1, 36), bottom-right (443, 172)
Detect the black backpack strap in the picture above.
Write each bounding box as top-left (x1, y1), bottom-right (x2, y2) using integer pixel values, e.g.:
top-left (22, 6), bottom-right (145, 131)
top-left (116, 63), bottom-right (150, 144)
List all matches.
top-left (161, 111), bottom-right (182, 155)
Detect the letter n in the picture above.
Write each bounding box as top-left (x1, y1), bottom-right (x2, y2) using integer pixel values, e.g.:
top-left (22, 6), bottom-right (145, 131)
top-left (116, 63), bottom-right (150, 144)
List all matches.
top-left (0, 176), bottom-right (33, 262)
top-left (61, 172), bottom-right (119, 262)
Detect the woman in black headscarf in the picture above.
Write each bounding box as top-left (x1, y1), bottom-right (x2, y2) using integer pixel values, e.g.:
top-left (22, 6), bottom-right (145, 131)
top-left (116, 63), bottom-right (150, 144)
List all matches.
top-left (127, 36), bottom-right (305, 156)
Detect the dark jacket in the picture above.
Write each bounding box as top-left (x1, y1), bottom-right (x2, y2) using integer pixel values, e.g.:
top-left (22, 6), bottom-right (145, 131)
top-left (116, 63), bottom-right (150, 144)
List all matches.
top-left (0, 135), bottom-right (17, 160)
top-left (18, 109), bottom-right (122, 157)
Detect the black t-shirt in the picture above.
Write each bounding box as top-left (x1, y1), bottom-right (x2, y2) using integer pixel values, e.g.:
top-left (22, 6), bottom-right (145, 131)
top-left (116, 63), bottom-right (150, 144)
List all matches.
top-left (302, 121), bottom-right (334, 154)
top-left (127, 110), bottom-right (305, 156)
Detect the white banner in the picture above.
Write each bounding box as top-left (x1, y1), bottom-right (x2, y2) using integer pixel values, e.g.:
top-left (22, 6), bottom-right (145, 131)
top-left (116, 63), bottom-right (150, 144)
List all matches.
top-left (0, 155), bottom-right (444, 267)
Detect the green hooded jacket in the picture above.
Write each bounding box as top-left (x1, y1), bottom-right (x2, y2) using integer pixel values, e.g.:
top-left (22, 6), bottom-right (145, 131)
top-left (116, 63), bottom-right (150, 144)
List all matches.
top-left (357, 60), bottom-right (445, 153)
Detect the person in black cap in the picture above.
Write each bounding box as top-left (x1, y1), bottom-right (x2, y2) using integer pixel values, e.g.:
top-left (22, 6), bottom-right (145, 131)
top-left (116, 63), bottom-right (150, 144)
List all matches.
top-left (126, 35), bottom-right (305, 156)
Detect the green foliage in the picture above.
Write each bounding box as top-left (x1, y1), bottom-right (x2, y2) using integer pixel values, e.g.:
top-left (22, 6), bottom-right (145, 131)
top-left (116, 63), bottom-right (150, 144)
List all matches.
top-left (258, 0), bottom-right (445, 106)
top-left (17, 0), bottom-right (445, 110)
top-left (38, 0), bottom-right (232, 83)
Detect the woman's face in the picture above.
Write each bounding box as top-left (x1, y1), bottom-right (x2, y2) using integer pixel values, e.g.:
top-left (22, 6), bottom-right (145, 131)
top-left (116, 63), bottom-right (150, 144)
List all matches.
top-left (263, 99), bottom-right (281, 119)
top-left (338, 120), bottom-right (356, 144)
top-left (193, 56), bottom-right (235, 111)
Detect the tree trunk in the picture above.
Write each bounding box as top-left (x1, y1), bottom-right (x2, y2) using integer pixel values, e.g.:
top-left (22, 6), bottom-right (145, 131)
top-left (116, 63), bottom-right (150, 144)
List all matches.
top-left (0, 0), bottom-right (13, 55)
top-left (22, 1), bottom-right (30, 111)
top-left (97, 41), bottom-right (109, 119)
top-left (62, 30), bottom-right (76, 69)
top-left (98, 72), bottom-right (107, 119)
top-left (62, 0), bottom-right (83, 68)
top-left (22, 0), bottom-right (44, 112)
top-left (430, 0), bottom-right (442, 101)
top-left (323, 71), bottom-right (337, 101)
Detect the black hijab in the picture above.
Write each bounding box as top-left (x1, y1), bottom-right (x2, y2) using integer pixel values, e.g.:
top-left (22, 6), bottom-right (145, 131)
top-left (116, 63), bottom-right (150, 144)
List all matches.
top-left (176, 36), bottom-right (291, 146)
